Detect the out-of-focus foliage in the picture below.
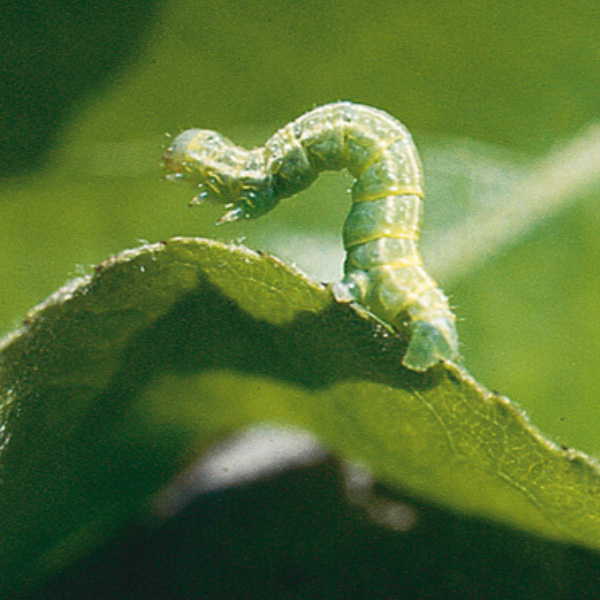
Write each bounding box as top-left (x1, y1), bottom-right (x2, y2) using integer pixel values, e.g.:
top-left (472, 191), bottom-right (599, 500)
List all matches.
top-left (0, 0), bottom-right (159, 176)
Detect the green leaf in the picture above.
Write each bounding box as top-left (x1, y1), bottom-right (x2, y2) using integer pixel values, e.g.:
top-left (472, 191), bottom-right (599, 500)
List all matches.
top-left (3, 237), bottom-right (600, 595)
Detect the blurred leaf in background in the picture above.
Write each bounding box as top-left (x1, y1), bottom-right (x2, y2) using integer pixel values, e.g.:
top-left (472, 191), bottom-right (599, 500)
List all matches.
top-left (2, 0), bottom-right (600, 597)
top-left (0, 0), bottom-right (159, 177)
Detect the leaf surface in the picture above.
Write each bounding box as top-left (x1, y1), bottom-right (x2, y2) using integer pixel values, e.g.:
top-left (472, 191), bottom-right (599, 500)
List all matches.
top-left (2, 237), bottom-right (600, 595)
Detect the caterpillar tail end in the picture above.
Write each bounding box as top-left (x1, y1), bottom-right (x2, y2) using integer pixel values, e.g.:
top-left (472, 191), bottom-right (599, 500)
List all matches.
top-left (402, 318), bottom-right (459, 372)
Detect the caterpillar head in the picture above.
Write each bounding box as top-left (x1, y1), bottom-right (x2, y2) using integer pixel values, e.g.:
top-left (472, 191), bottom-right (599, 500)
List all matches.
top-left (164, 129), bottom-right (278, 223)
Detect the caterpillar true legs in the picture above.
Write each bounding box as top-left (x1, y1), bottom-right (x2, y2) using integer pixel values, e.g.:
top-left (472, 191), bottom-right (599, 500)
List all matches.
top-left (163, 102), bottom-right (459, 371)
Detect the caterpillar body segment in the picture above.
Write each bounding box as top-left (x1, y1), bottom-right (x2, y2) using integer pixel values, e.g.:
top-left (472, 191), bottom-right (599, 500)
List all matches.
top-left (163, 102), bottom-right (459, 371)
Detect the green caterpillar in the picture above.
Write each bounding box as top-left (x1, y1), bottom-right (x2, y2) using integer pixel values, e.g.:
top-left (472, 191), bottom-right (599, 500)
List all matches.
top-left (163, 102), bottom-right (458, 371)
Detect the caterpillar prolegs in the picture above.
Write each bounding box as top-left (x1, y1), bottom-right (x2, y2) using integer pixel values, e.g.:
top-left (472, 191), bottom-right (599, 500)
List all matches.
top-left (163, 102), bottom-right (459, 371)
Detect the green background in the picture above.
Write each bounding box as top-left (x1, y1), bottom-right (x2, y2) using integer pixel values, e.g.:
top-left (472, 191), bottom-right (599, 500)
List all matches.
top-left (2, 0), bottom-right (600, 597)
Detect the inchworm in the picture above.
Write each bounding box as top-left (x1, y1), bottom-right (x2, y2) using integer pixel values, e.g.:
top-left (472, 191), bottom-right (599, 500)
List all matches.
top-left (163, 102), bottom-right (459, 371)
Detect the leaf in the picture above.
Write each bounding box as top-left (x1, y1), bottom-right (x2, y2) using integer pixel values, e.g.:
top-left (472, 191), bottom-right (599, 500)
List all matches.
top-left (2, 237), bottom-right (600, 596)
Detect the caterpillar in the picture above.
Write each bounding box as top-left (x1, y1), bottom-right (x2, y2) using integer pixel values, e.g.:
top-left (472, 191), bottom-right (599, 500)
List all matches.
top-left (163, 102), bottom-right (459, 371)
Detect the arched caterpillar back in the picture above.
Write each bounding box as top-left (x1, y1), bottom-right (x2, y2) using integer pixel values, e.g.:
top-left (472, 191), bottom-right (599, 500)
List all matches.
top-left (163, 102), bottom-right (459, 371)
